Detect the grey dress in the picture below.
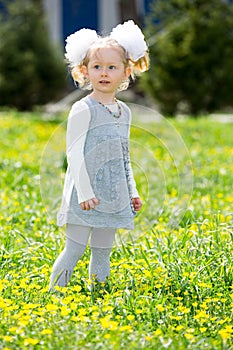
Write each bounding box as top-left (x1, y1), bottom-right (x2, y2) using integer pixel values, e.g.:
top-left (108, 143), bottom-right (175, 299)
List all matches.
top-left (57, 95), bottom-right (138, 229)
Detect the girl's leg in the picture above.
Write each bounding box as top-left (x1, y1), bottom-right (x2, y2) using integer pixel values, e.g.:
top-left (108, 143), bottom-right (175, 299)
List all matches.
top-left (49, 224), bottom-right (91, 290)
top-left (89, 227), bottom-right (116, 282)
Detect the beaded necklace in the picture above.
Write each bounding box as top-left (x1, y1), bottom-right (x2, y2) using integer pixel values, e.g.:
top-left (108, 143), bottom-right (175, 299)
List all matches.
top-left (98, 99), bottom-right (122, 127)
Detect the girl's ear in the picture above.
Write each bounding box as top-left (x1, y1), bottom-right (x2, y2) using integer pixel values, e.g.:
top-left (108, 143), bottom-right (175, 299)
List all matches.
top-left (125, 66), bottom-right (131, 79)
top-left (81, 65), bottom-right (89, 78)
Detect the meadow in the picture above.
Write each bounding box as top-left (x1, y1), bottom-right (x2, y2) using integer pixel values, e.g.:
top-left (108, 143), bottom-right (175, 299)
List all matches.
top-left (0, 109), bottom-right (233, 350)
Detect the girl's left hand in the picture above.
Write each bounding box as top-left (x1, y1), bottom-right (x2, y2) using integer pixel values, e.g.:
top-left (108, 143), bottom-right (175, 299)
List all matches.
top-left (132, 197), bottom-right (142, 211)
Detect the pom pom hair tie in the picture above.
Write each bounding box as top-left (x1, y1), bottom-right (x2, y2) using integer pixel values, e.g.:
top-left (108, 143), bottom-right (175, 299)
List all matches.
top-left (65, 28), bottom-right (98, 65)
top-left (65, 20), bottom-right (148, 66)
top-left (110, 20), bottom-right (148, 61)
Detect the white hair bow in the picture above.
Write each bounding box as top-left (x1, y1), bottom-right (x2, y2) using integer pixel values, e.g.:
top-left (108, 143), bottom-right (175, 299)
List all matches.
top-left (65, 28), bottom-right (98, 65)
top-left (65, 20), bottom-right (148, 66)
top-left (110, 20), bottom-right (148, 61)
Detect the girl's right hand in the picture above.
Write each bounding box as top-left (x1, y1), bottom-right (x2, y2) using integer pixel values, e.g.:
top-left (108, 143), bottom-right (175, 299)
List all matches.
top-left (80, 198), bottom-right (99, 211)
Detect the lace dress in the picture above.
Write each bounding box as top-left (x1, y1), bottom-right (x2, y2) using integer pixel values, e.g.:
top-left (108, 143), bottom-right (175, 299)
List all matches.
top-left (57, 95), bottom-right (138, 229)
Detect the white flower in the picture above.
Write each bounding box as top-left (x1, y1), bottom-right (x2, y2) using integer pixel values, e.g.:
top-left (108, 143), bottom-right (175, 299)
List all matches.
top-left (110, 20), bottom-right (148, 61)
top-left (65, 28), bottom-right (98, 65)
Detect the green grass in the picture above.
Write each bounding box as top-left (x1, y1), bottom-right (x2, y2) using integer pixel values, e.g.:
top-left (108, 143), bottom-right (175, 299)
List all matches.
top-left (0, 110), bottom-right (233, 349)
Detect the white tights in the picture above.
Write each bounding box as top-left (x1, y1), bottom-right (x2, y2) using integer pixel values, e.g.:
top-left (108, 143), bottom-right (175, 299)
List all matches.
top-left (49, 224), bottom-right (116, 290)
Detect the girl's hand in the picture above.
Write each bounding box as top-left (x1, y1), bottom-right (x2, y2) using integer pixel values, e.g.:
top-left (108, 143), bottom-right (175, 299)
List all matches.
top-left (132, 197), bottom-right (142, 212)
top-left (80, 198), bottom-right (99, 211)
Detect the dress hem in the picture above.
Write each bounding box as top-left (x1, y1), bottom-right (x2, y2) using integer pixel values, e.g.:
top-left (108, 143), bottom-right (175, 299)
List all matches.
top-left (57, 212), bottom-right (135, 230)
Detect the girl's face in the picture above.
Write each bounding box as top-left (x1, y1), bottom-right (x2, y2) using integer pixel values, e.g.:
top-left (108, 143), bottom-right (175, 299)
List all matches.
top-left (82, 47), bottom-right (130, 97)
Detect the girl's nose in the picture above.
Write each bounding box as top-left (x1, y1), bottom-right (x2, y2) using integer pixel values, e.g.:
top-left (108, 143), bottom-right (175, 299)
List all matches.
top-left (101, 67), bottom-right (107, 76)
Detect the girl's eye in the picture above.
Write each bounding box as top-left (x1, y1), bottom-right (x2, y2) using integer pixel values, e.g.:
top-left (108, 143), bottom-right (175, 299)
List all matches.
top-left (94, 65), bottom-right (100, 69)
top-left (109, 65), bottom-right (116, 70)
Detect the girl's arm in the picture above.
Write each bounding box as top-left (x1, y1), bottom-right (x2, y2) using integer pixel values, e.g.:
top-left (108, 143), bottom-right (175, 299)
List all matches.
top-left (126, 108), bottom-right (142, 212)
top-left (66, 101), bottom-right (98, 208)
top-left (128, 163), bottom-right (142, 211)
top-left (127, 109), bottom-right (139, 196)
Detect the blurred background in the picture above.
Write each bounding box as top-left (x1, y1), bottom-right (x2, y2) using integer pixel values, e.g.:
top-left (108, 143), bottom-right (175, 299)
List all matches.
top-left (42, 0), bottom-right (151, 43)
top-left (0, 0), bottom-right (233, 116)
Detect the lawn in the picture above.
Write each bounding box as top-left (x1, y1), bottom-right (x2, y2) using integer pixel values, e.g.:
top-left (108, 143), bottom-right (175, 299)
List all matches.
top-left (0, 109), bottom-right (233, 349)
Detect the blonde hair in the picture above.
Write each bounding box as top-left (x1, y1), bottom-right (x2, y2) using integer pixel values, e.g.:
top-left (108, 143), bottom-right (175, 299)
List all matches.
top-left (69, 37), bottom-right (149, 91)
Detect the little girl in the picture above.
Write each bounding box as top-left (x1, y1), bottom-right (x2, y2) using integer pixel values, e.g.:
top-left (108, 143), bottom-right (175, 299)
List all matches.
top-left (49, 20), bottom-right (149, 290)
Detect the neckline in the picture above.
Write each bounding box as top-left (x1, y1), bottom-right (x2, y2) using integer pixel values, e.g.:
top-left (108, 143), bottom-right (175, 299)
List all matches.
top-left (87, 95), bottom-right (117, 106)
top-left (97, 99), bottom-right (122, 119)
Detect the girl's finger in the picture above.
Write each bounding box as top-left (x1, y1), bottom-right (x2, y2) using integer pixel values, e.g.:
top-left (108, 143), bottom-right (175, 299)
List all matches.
top-left (93, 198), bottom-right (99, 205)
top-left (89, 200), bottom-right (95, 209)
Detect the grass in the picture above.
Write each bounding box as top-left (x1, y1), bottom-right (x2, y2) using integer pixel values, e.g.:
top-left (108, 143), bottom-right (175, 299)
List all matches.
top-left (0, 110), bottom-right (233, 349)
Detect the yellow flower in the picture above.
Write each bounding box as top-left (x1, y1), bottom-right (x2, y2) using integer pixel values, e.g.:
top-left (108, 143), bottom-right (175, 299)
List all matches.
top-left (119, 325), bottom-right (132, 332)
top-left (104, 334), bottom-right (111, 339)
top-left (200, 302), bottom-right (208, 310)
top-left (60, 306), bottom-right (71, 317)
top-left (184, 333), bottom-right (194, 340)
top-left (154, 329), bottom-right (163, 336)
top-left (225, 326), bottom-right (233, 333)
top-left (22, 303), bottom-right (40, 310)
top-left (78, 308), bottom-right (87, 316)
top-left (136, 309), bottom-right (143, 314)
top-left (218, 328), bottom-right (232, 340)
top-left (41, 329), bottom-right (53, 335)
top-left (127, 315), bottom-right (135, 321)
top-left (176, 297), bottom-right (183, 301)
top-left (217, 318), bottom-right (231, 325)
top-left (170, 315), bottom-right (182, 321)
top-left (100, 317), bottom-right (118, 330)
top-left (200, 327), bottom-right (207, 333)
top-left (189, 223), bottom-right (198, 231)
top-left (210, 317), bottom-right (217, 321)
top-left (156, 304), bottom-right (165, 312)
top-left (102, 305), bottom-right (113, 312)
top-left (197, 282), bottom-right (212, 288)
top-left (177, 305), bottom-right (190, 314)
top-left (72, 285), bottom-right (82, 292)
top-left (62, 296), bottom-right (73, 304)
top-left (143, 270), bottom-right (152, 278)
top-left (145, 335), bottom-right (152, 341)
top-left (24, 338), bottom-right (40, 346)
top-left (18, 318), bottom-right (30, 327)
top-left (3, 336), bottom-right (13, 342)
top-left (70, 302), bottom-right (77, 311)
top-left (9, 327), bottom-right (18, 333)
top-left (45, 304), bottom-right (59, 312)
top-left (91, 311), bottom-right (99, 320)
top-left (194, 310), bottom-right (209, 320)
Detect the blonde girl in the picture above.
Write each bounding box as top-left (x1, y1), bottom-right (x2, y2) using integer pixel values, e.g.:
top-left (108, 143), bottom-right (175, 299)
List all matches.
top-left (49, 20), bottom-right (149, 290)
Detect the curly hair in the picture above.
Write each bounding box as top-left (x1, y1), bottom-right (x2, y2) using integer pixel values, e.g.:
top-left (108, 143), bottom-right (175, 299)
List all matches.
top-left (68, 37), bottom-right (149, 91)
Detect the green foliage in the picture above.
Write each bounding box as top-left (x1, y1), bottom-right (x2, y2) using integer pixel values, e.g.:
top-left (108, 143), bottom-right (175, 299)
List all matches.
top-left (0, 111), bottom-right (233, 348)
top-left (0, 0), bottom-right (66, 110)
top-left (142, 0), bottom-right (233, 116)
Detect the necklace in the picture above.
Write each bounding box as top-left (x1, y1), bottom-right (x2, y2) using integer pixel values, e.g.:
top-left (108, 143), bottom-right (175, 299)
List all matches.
top-left (98, 99), bottom-right (122, 126)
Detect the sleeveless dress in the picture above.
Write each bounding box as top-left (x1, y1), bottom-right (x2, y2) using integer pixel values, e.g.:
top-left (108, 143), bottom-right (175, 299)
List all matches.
top-left (57, 95), bottom-right (138, 229)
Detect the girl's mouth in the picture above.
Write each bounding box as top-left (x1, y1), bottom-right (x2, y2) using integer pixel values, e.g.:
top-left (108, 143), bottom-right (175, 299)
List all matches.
top-left (99, 80), bottom-right (110, 84)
